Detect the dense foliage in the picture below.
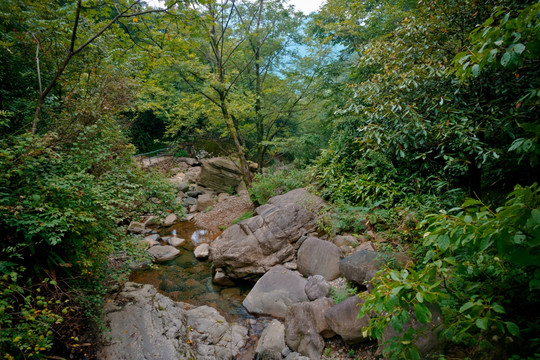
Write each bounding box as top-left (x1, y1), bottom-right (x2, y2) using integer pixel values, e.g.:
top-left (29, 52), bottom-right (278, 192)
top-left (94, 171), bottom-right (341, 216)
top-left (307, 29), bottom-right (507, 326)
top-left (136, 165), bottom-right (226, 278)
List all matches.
top-left (1, 0), bottom-right (539, 358)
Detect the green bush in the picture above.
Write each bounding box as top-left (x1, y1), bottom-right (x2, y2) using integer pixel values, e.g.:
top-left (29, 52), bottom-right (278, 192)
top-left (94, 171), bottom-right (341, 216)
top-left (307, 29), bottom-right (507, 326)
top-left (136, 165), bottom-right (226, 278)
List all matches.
top-left (358, 183), bottom-right (540, 359)
top-left (249, 166), bottom-right (314, 205)
top-left (0, 119), bottom-right (179, 358)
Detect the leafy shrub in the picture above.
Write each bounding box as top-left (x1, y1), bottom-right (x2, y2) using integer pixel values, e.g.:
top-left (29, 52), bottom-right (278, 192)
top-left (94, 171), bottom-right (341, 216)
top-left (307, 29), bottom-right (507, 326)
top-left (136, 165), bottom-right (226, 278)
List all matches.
top-left (0, 119), bottom-right (179, 358)
top-left (330, 282), bottom-right (358, 304)
top-left (358, 184), bottom-right (540, 359)
top-left (249, 166), bottom-right (314, 205)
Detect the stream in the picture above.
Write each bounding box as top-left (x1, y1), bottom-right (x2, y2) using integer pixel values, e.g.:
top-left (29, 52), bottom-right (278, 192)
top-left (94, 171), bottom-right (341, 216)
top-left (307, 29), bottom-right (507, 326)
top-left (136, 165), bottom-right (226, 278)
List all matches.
top-left (129, 221), bottom-right (254, 323)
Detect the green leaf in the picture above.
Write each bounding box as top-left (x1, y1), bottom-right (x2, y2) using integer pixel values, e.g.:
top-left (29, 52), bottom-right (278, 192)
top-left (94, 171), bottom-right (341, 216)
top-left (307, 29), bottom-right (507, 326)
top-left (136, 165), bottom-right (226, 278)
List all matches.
top-left (513, 43), bottom-right (526, 55)
top-left (462, 199), bottom-right (483, 208)
top-left (491, 304), bottom-right (505, 314)
top-left (437, 234), bottom-right (450, 251)
top-left (415, 292), bottom-right (424, 303)
top-left (476, 317), bottom-right (489, 330)
top-left (500, 52), bottom-right (512, 67)
top-left (471, 64), bottom-right (480, 77)
top-left (414, 303), bottom-right (431, 324)
top-left (505, 322), bottom-right (520, 336)
top-left (459, 302), bottom-right (475, 313)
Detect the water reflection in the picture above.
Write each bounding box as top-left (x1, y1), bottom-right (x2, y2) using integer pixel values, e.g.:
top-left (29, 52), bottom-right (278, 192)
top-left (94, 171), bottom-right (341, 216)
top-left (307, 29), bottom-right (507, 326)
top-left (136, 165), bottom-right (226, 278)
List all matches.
top-left (130, 221), bottom-right (253, 322)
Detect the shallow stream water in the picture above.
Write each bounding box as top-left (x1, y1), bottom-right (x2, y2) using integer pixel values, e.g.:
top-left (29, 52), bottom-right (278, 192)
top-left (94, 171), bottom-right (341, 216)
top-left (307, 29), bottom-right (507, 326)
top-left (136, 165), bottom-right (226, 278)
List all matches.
top-left (129, 221), bottom-right (254, 322)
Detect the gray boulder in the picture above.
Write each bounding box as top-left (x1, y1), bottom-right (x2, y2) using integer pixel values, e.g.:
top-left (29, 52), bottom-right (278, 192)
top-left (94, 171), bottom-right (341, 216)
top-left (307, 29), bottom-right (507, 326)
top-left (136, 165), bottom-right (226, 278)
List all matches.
top-left (340, 250), bottom-right (412, 287)
top-left (141, 234), bottom-right (160, 248)
top-left (211, 189), bottom-right (325, 280)
top-left (242, 266), bottom-right (309, 319)
top-left (147, 245), bottom-right (180, 262)
top-left (127, 221), bottom-right (146, 234)
top-left (285, 298), bottom-right (335, 359)
top-left (194, 243), bottom-right (211, 260)
top-left (324, 295), bottom-right (370, 344)
top-left (333, 235), bottom-right (359, 248)
top-left (162, 213), bottom-right (178, 227)
top-left (165, 236), bottom-right (185, 247)
top-left (297, 237), bottom-right (341, 281)
top-left (99, 282), bottom-right (196, 360)
top-left (305, 275), bottom-right (331, 301)
top-left (186, 305), bottom-right (248, 360)
top-left (176, 182), bottom-right (190, 192)
top-left (100, 282), bottom-right (248, 360)
top-left (183, 197), bottom-right (197, 207)
top-left (255, 320), bottom-right (286, 360)
top-left (198, 157), bottom-right (245, 193)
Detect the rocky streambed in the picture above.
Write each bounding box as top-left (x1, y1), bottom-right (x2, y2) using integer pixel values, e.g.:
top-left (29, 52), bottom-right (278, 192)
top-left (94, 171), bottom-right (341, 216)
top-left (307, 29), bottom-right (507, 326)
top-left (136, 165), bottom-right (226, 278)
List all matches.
top-left (100, 157), bottom-right (443, 360)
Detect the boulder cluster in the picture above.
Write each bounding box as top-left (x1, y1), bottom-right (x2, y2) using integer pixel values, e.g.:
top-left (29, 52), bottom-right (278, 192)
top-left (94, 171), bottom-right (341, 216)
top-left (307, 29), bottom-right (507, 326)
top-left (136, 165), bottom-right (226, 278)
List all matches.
top-left (115, 157), bottom-right (443, 359)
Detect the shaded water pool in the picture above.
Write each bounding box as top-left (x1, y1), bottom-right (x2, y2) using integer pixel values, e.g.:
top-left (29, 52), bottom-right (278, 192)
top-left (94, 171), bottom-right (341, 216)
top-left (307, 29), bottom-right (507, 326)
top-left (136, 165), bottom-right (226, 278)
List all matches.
top-left (129, 221), bottom-right (254, 322)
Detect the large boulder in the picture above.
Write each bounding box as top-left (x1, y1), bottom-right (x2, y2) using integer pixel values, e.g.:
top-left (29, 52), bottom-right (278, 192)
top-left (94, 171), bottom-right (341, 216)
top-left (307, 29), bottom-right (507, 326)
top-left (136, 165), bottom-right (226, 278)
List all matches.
top-left (324, 295), bottom-right (370, 344)
top-left (99, 283), bottom-right (195, 360)
top-left (285, 298), bottom-right (334, 360)
top-left (242, 266), bottom-right (309, 319)
top-left (255, 320), bottom-right (286, 360)
top-left (101, 282), bottom-right (256, 360)
top-left (340, 250), bottom-right (412, 287)
top-left (297, 237), bottom-right (341, 281)
top-left (210, 189), bottom-right (325, 280)
top-left (197, 157), bottom-right (245, 193)
top-left (147, 245), bottom-right (180, 262)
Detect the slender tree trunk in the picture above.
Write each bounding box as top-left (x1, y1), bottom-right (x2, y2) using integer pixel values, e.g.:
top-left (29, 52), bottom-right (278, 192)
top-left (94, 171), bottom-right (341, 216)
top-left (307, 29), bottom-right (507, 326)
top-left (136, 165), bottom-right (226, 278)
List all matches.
top-left (220, 96), bottom-right (252, 186)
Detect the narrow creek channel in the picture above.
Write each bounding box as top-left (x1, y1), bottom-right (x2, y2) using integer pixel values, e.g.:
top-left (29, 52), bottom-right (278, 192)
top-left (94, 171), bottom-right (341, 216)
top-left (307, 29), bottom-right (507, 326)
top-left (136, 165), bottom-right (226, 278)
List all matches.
top-left (129, 221), bottom-right (254, 323)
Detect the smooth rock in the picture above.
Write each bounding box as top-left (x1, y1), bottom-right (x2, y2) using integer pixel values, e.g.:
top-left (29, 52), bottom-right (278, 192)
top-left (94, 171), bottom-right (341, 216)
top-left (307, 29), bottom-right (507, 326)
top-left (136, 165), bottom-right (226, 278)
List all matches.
top-left (194, 243), bottom-right (211, 260)
top-left (297, 237), bottom-right (341, 281)
top-left (165, 236), bottom-right (185, 247)
top-left (333, 235), bottom-right (359, 248)
top-left (325, 295), bottom-right (370, 344)
top-left (163, 213), bottom-right (178, 227)
top-left (255, 320), bottom-right (286, 360)
top-left (147, 245), bottom-right (180, 262)
top-left (127, 221), bottom-right (146, 234)
top-left (242, 266), bottom-right (309, 319)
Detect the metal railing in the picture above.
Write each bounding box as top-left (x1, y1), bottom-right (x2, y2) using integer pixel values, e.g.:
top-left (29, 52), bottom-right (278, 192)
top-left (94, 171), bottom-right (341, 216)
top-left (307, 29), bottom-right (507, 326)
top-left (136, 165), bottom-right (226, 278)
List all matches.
top-left (133, 147), bottom-right (171, 166)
